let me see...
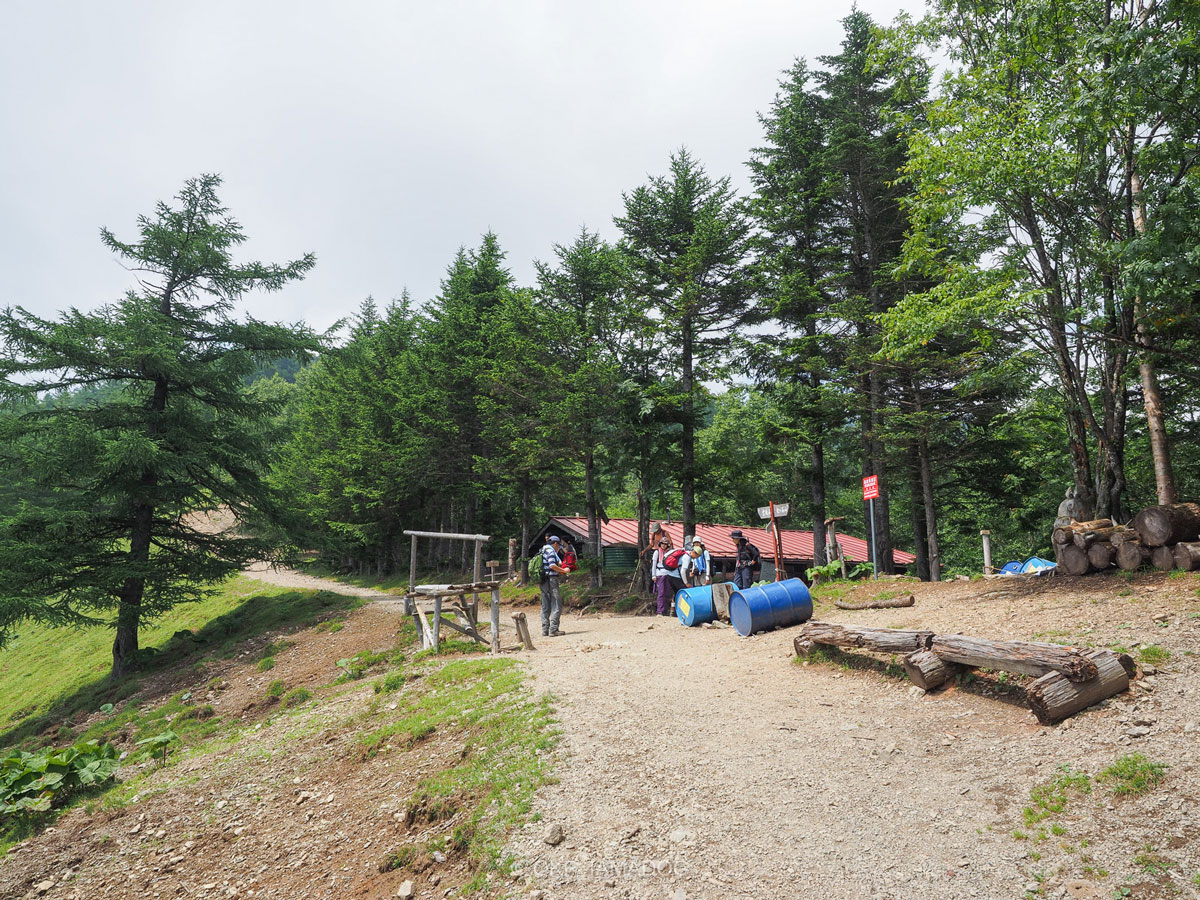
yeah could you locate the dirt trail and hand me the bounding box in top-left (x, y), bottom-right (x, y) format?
top-left (509, 579), bottom-right (1200, 900)
top-left (241, 562), bottom-right (403, 603)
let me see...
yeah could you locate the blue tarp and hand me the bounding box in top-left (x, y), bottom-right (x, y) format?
top-left (998, 556), bottom-right (1058, 575)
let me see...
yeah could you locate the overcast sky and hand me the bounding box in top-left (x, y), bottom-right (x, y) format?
top-left (2, 0), bottom-right (923, 333)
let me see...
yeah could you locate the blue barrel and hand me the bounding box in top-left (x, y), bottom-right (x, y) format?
top-left (675, 585), bottom-right (716, 627)
top-left (729, 579), bottom-right (813, 636)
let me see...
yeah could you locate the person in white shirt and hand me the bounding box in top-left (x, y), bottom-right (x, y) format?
top-left (688, 538), bottom-right (712, 586)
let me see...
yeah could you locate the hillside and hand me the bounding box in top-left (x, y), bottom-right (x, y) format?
top-left (2, 569), bottom-right (1199, 899)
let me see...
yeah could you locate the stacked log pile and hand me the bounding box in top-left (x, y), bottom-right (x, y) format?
top-left (793, 621), bottom-right (1135, 723)
top-left (1050, 503), bottom-right (1200, 574)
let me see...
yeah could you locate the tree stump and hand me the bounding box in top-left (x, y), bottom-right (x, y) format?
top-left (1132, 502), bottom-right (1200, 547)
top-left (929, 634), bottom-right (1098, 681)
top-left (1115, 541), bottom-right (1149, 571)
top-left (902, 650), bottom-right (964, 691)
top-left (1087, 543), bottom-right (1115, 570)
top-left (1151, 544), bottom-right (1177, 571)
top-left (711, 582), bottom-right (734, 621)
top-left (1060, 544), bottom-right (1092, 576)
top-left (1026, 650), bottom-right (1135, 725)
top-left (1172, 541), bottom-right (1200, 572)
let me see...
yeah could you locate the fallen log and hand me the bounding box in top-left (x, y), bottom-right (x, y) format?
top-left (711, 582), bottom-right (734, 621)
top-left (1026, 650), bottom-right (1135, 725)
top-left (1115, 540), bottom-right (1150, 571)
top-left (1052, 519), bottom-right (1113, 545)
top-left (834, 594), bottom-right (915, 610)
top-left (798, 622), bottom-right (934, 654)
top-left (902, 650), bottom-right (964, 691)
top-left (1087, 543), bottom-right (1115, 570)
top-left (1132, 502), bottom-right (1200, 547)
top-left (929, 634), bottom-right (1098, 682)
top-left (1073, 526), bottom-right (1132, 549)
top-left (1109, 528), bottom-right (1134, 546)
top-left (1060, 544), bottom-right (1092, 576)
top-left (1151, 544), bottom-right (1177, 571)
top-left (1173, 541), bottom-right (1200, 572)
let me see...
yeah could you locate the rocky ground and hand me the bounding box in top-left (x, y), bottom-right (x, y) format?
top-left (2, 569), bottom-right (1198, 900)
top-left (509, 572), bottom-right (1200, 900)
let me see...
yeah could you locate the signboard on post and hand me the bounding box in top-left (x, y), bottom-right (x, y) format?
top-left (862, 476), bottom-right (879, 578)
top-left (862, 475), bottom-right (880, 501)
top-left (757, 501), bottom-right (788, 582)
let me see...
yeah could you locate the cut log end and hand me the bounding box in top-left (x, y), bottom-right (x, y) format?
top-left (1133, 502), bottom-right (1200, 548)
top-left (1172, 541), bottom-right (1200, 572)
top-left (1115, 541), bottom-right (1149, 571)
top-left (1027, 650), bottom-right (1131, 724)
top-left (1087, 543), bottom-right (1115, 571)
top-left (1151, 544), bottom-right (1177, 571)
top-left (1060, 544), bottom-right (1092, 576)
top-left (902, 650), bottom-right (963, 691)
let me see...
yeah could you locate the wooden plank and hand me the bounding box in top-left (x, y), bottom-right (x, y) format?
top-left (512, 612), bottom-right (535, 650)
top-left (930, 634), bottom-right (1098, 682)
top-left (415, 604), bottom-right (434, 651)
top-left (437, 616), bottom-right (485, 643)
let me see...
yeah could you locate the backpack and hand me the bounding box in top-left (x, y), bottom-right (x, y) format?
top-left (663, 548), bottom-right (687, 570)
top-left (527, 553), bottom-right (544, 581)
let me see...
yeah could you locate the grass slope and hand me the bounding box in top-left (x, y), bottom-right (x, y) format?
top-left (0, 575), bottom-right (361, 748)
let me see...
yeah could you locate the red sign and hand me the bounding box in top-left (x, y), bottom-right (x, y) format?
top-left (862, 475), bottom-right (880, 501)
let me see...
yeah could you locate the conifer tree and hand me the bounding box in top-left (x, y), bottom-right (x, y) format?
top-left (0, 175), bottom-right (319, 676)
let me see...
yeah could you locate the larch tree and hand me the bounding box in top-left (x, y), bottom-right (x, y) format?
top-left (0, 175), bottom-right (319, 677)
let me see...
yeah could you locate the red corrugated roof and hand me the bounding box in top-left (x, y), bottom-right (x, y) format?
top-left (548, 516), bottom-right (916, 566)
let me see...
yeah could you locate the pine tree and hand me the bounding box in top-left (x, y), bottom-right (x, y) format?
top-left (0, 175), bottom-right (319, 676)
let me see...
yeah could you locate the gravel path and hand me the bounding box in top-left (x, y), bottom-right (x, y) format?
top-left (241, 562), bottom-right (403, 603)
top-left (508, 581), bottom-right (1200, 900)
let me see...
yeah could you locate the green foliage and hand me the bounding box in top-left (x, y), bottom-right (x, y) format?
top-left (1, 739), bottom-right (118, 819)
top-left (1098, 753), bottom-right (1167, 796)
top-left (282, 688), bottom-right (311, 708)
top-left (0, 174), bottom-right (322, 677)
top-left (1138, 645), bottom-right (1170, 666)
top-left (1022, 765), bottom-right (1091, 825)
top-left (266, 680), bottom-right (285, 699)
top-left (134, 729), bottom-right (178, 765)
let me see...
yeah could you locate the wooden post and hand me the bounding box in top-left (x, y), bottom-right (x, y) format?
top-left (826, 517), bottom-right (847, 579)
top-left (508, 538), bottom-right (517, 580)
top-left (473, 540), bottom-right (483, 623)
top-left (415, 604), bottom-right (434, 651)
top-left (409, 534), bottom-right (418, 598)
top-left (980, 529), bottom-right (993, 575)
top-left (512, 612), bottom-right (535, 650)
top-left (432, 596), bottom-right (442, 653)
top-left (490, 587), bottom-right (501, 655)
top-left (486, 560), bottom-right (500, 582)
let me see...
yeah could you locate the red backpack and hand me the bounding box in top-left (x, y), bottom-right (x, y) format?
top-left (663, 548), bottom-right (687, 570)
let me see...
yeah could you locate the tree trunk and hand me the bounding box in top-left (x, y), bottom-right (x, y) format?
top-left (1173, 542), bottom-right (1200, 572)
top-left (1115, 540), bottom-right (1149, 571)
top-left (1060, 544), bottom-right (1092, 576)
top-left (1087, 543), bottom-right (1115, 571)
top-left (1130, 168), bottom-right (1177, 505)
top-left (1027, 650), bottom-right (1134, 725)
top-left (929, 634), bottom-right (1098, 681)
top-left (680, 312), bottom-right (696, 542)
top-left (918, 436), bottom-right (941, 582)
top-left (1151, 545), bottom-right (1176, 571)
top-left (1132, 503), bottom-right (1200, 547)
top-left (903, 650), bottom-right (963, 691)
top-left (811, 440), bottom-right (828, 567)
top-left (908, 447), bottom-right (930, 581)
top-left (585, 447), bottom-right (601, 589)
top-left (637, 465), bottom-right (652, 594)
top-left (519, 478), bottom-right (531, 586)
top-left (797, 622), bottom-right (933, 654)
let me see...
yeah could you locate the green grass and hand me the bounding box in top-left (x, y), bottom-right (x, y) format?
top-left (367, 656), bottom-right (558, 889)
top-left (282, 688), bottom-right (312, 708)
top-left (1138, 645), bottom-right (1170, 666)
top-left (1022, 765), bottom-right (1092, 826)
top-left (0, 576), bottom-right (363, 748)
top-left (1098, 753), bottom-right (1167, 796)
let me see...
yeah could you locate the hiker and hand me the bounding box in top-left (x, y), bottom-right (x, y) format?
top-left (730, 529), bottom-right (761, 590)
top-left (538, 535), bottom-right (569, 636)
top-left (651, 537), bottom-right (684, 616)
top-left (561, 541), bottom-right (579, 573)
top-left (689, 537), bottom-right (712, 586)
top-left (640, 521), bottom-right (671, 559)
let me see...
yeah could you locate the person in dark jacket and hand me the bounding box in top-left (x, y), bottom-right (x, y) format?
top-left (730, 529), bottom-right (761, 590)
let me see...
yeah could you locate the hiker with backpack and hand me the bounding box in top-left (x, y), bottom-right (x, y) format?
top-left (687, 537), bottom-right (712, 587)
top-left (534, 534), bottom-right (569, 636)
top-left (730, 529), bottom-right (761, 590)
top-left (652, 536), bottom-right (688, 615)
